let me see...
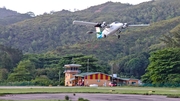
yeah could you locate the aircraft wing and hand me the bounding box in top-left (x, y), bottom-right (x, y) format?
top-left (128, 24), bottom-right (150, 27)
top-left (73, 20), bottom-right (98, 26)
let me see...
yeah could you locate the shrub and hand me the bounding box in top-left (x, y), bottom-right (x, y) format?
top-left (31, 75), bottom-right (51, 86)
top-left (65, 95), bottom-right (69, 100)
top-left (167, 94), bottom-right (180, 98)
top-left (78, 97), bottom-right (89, 101)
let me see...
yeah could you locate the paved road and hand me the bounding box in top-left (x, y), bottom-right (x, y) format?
top-left (0, 93), bottom-right (180, 101)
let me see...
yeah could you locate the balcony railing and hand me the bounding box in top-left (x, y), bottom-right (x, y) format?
top-left (64, 70), bottom-right (81, 73)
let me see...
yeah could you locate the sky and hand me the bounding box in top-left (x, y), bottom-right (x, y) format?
top-left (0, 0), bottom-right (151, 15)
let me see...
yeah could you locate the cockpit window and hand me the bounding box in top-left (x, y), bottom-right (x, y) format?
top-left (114, 21), bottom-right (119, 24)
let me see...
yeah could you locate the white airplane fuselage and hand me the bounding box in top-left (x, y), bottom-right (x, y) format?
top-left (102, 22), bottom-right (123, 37)
top-left (73, 20), bottom-right (150, 39)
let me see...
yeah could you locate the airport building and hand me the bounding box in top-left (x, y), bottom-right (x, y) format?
top-left (64, 64), bottom-right (139, 87)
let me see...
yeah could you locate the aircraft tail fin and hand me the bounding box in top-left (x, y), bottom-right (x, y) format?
top-left (95, 27), bottom-right (103, 39)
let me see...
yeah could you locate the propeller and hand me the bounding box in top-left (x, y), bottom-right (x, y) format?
top-left (122, 23), bottom-right (128, 29)
top-left (94, 21), bottom-right (107, 28)
top-left (101, 22), bottom-right (107, 28)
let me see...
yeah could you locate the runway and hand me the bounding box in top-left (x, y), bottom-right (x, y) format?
top-left (0, 86), bottom-right (180, 101)
top-left (0, 93), bottom-right (180, 101)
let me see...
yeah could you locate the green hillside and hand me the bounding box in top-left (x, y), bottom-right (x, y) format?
top-left (0, 0), bottom-right (180, 53)
top-left (54, 16), bottom-right (180, 58)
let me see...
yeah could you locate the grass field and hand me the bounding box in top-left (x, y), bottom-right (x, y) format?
top-left (0, 86), bottom-right (180, 95)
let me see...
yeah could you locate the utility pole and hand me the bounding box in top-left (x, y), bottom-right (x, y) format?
top-left (109, 62), bottom-right (114, 83)
top-left (59, 70), bottom-right (61, 86)
top-left (111, 64), bottom-right (113, 82)
top-left (87, 59), bottom-right (89, 72)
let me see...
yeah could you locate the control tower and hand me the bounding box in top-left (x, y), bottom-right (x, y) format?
top-left (64, 64), bottom-right (81, 86)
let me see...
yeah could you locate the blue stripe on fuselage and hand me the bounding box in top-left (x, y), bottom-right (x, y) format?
top-left (97, 32), bottom-right (103, 39)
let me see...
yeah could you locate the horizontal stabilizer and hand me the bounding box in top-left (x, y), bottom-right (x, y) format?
top-left (73, 20), bottom-right (98, 26)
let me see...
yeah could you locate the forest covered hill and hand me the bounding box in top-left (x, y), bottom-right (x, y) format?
top-left (0, 8), bottom-right (33, 25)
top-left (0, 0), bottom-right (180, 85)
top-left (0, 0), bottom-right (180, 53)
top-left (0, 7), bottom-right (19, 18)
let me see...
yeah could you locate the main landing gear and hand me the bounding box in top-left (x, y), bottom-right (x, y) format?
top-left (115, 33), bottom-right (120, 39)
top-left (118, 35), bottom-right (120, 39)
top-left (118, 30), bottom-right (121, 39)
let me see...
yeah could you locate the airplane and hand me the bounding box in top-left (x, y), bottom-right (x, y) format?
top-left (73, 20), bottom-right (150, 39)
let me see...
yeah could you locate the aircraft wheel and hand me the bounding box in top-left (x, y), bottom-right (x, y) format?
top-left (118, 35), bottom-right (120, 39)
top-left (104, 35), bottom-right (106, 38)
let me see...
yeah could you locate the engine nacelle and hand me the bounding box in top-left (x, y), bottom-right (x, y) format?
top-left (122, 23), bottom-right (128, 29)
top-left (101, 22), bottom-right (107, 28)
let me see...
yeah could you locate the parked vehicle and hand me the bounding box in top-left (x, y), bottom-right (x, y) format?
top-left (109, 82), bottom-right (117, 87)
top-left (89, 84), bottom-right (98, 87)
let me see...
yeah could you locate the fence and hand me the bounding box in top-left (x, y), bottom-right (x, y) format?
top-left (141, 83), bottom-right (180, 87)
top-left (0, 81), bottom-right (34, 86)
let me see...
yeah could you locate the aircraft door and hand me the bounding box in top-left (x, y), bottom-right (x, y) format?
top-left (95, 27), bottom-right (103, 39)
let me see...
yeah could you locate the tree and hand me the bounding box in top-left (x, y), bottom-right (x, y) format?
top-left (0, 45), bottom-right (23, 71)
top-left (0, 68), bottom-right (8, 82)
top-left (141, 48), bottom-right (180, 86)
top-left (26, 11), bottom-right (35, 17)
top-left (125, 52), bottom-right (149, 79)
top-left (72, 55), bottom-right (100, 72)
top-left (0, 51), bottom-right (12, 70)
top-left (7, 60), bottom-right (35, 82)
top-left (115, 52), bottom-right (149, 78)
top-left (31, 75), bottom-right (51, 86)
